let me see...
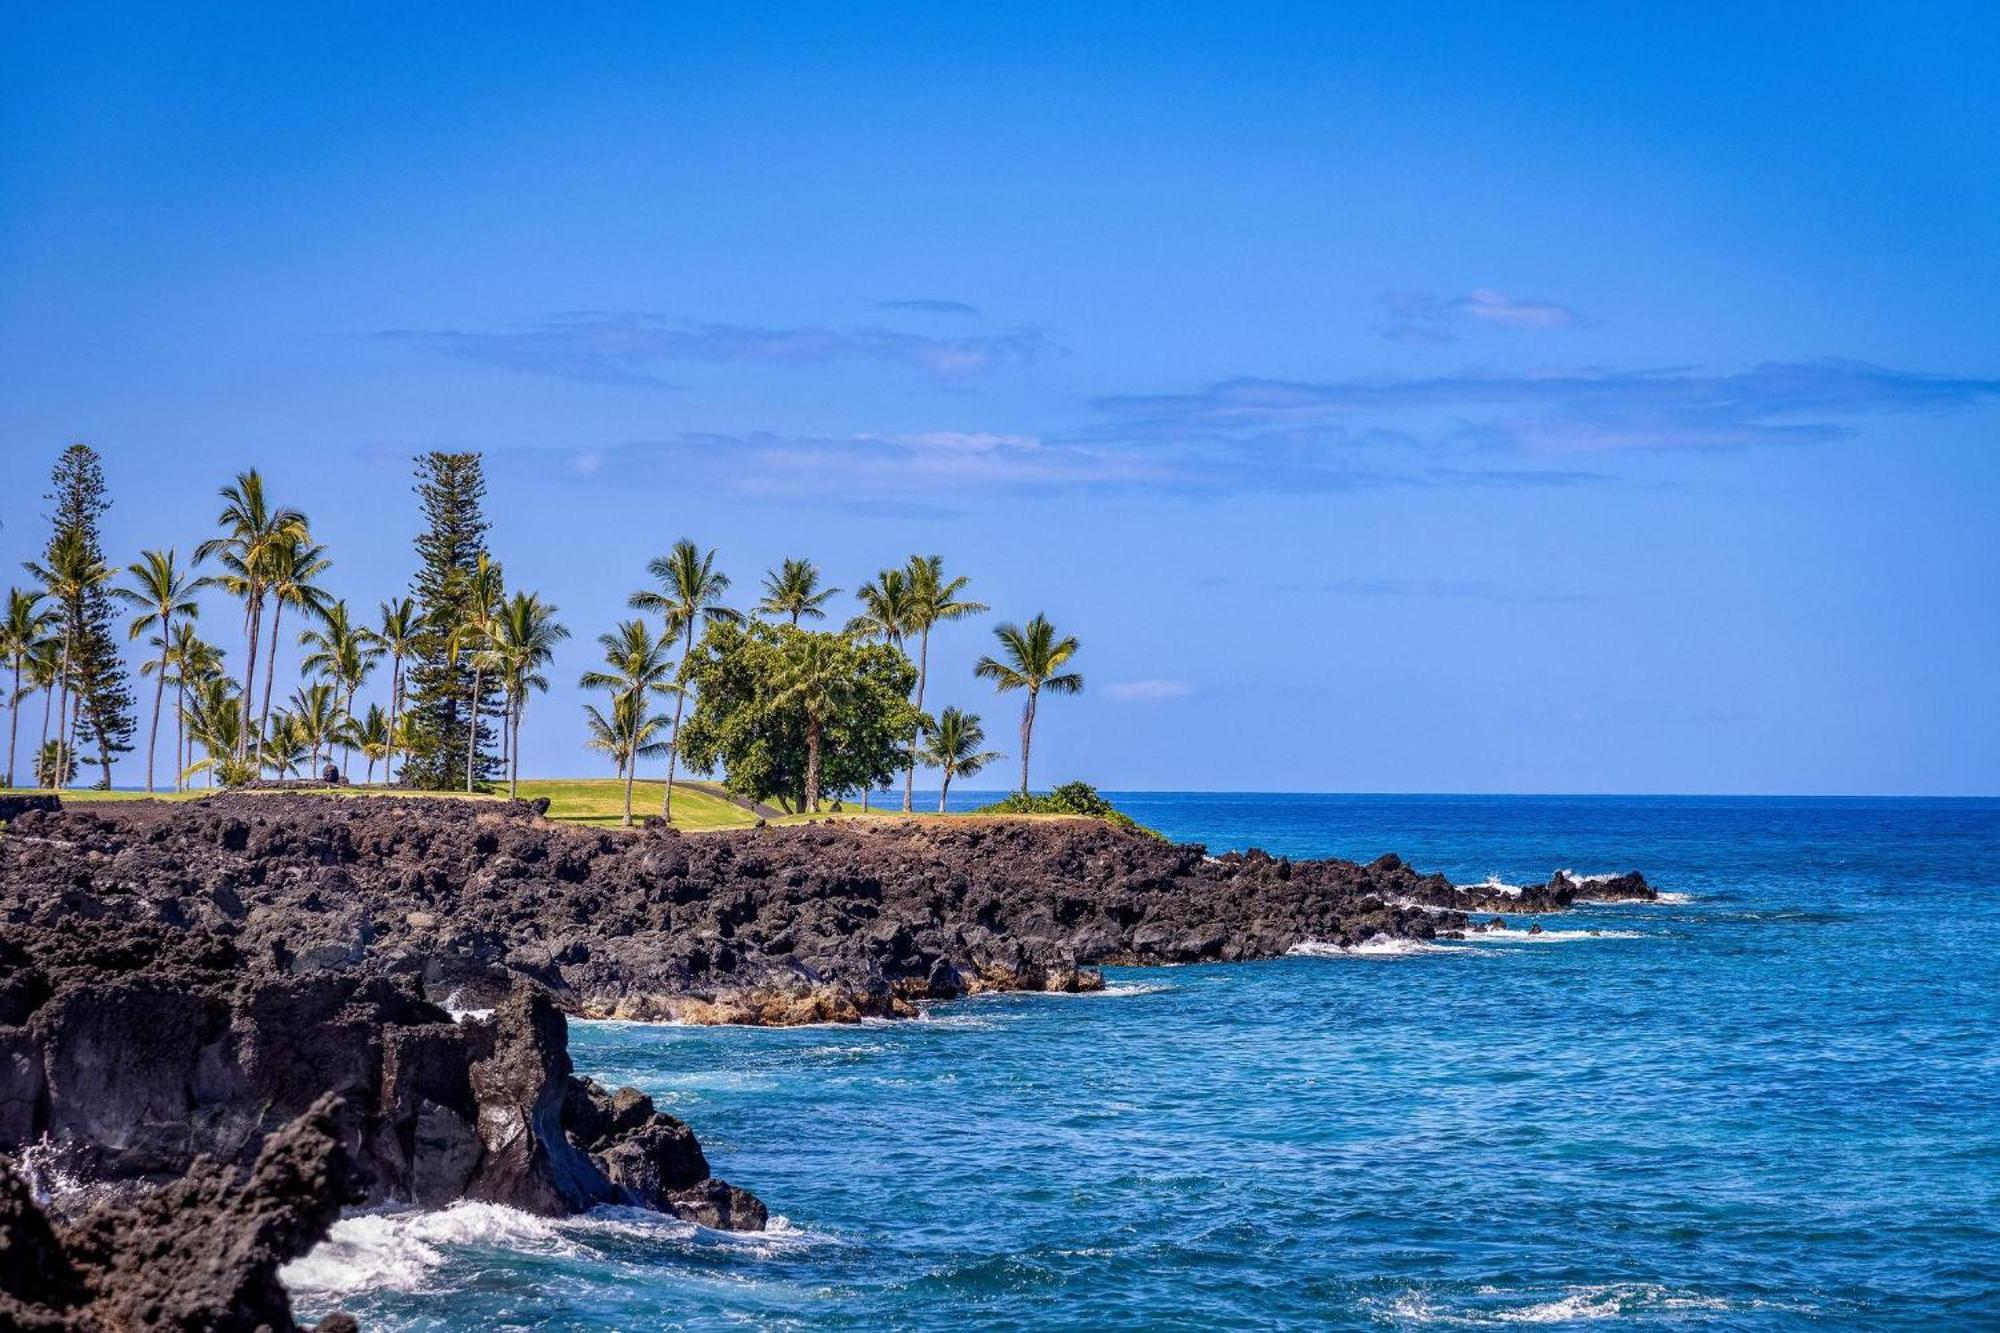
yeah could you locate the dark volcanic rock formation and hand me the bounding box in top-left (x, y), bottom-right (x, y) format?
top-left (0, 1095), bottom-right (361, 1333)
top-left (0, 795), bottom-right (1653, 1029)
top-left (0, 909), bottom-right (766, 1231)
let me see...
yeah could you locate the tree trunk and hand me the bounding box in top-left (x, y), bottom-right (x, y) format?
top-left (240, 594), bottom-right (261, 759)
top-left (664, 621), bottom-right (694, 818)
top-left (6, 662), bottom-right (21, 788)
top-left (145, 617), bottom-right (171, 793)
top-left (38, 663), bottom-right (54, 787)
top-left (904, 626), bottom-right (929, 813)
top-left (257, 599), bottom-right (284, 765)
top-left (51, 628), bottom-right (74, 789)
top-left (804, 718), bottom-right (824, 813)
top-left (622, 759), bottom-right (635, 828)
top-left (1018, 689), bottom-right (1037, 796)
top-left (174, 677), bottom-right (186, 792)
top-left (938, 769), bottom-right (950, 814)
top-left (509, 704), bottom-right (522, 799)
top-left (466, 665), bottom-right (481, 792)
top-left (387, 654), bottom-right (403, 784)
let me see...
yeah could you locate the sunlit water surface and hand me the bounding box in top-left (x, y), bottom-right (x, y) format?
top-left (287, 794), bottom-right (2000, 1329)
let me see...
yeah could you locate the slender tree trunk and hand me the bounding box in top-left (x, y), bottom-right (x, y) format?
top-left (341, 683), bottom-right (356, 781)
top-left (1019, 689), bottom-right (1037, 795)
top-left (466, 664), bottom-right (481, 792)
top-left (6, 663), bottom-right (21, 788)
top-left (509, 703), bottom-right (521, 799)
top-left (664, 622), bottom-right (694, 818)
top-left (174, 678), bottom-right (186, 792)
top-left (903, 626), bottom-right (929, 813)
top-left (622, 756), bottom-right (635, 828)
top-left (256, 599), bottom-right (284, 765)
top-left (240, 594), bottom-right (261, 759)
top-left (939, 769), bottom-right (951, 814)
top-left (387, 654), bottom-right (403, 783)
top-left (51, 628), bottom-right (74, 789)
top-left (145, 616), bottom-right (171, 793)
top-left (805, 718), bottom-right (823, 813)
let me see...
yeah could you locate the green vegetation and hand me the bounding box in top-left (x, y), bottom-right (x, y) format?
top-left (975, 781), bottom-right (1157, 836)
top-left (974, 613), bottom-right (1084, 795)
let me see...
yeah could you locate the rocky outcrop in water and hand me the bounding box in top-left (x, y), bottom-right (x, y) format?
top-left (0, 908), bottom-right (766, 1231)
top-left (0, 795), bottom-right (1654, 1030)
top-left (0, 1095), bottom-right (361, 1332)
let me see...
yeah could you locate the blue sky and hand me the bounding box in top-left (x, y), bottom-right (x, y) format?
top-left (3, 3), bottom-right (1997, 794)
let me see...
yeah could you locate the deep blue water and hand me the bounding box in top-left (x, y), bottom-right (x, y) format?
top-left (287, 795), bottom-right (2000, 1329)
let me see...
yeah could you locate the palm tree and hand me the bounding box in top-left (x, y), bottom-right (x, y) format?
top-left (629, 540), bottom-right (738, 818)
top-left (580, 619), bottom-right (677, 827)
top-left (156, 624), bottom-right (223, 791)
top-left (23, 528), bottom-right (110, 787)
top-left (300, 600), bottom-right (379, 780)
top-left (289, 682), bottom-right (343, 776)
top-left (262, 709), bottom-right (309, 779)
top-left (583, 692), bottom-right (672, 828)
top-left (351, 703), bottom-right (392, 784)
top-left (254, 538), bottom-right (332, 764)
top-left (974, 614), bottom-right (1084, 796)
top-left (759, 558), bottom-right (840, 625)
top-left (899, 556), bottom-right (987, 812)
top-left (111, 549), bottom-right (208, 793)
top-left (196, 471), bottom-right (308, 759)
top-left (772, 632), bottom-right (855, 813)
top-left (26, 639), bottom-right (61, 787)
top-left (368, 598), bottom-right (422, 783)
top-left (181, 671), bottom-right (242, 788)
top-left (919, 707), bottom-right (1002, 813)
top-left (452, 553), bottom-right (505, 793)
top-left (1, 589), bottom-right (57, 788)
top-left (480, 591), bottom-right (568, 798)
top-left (844, 567), bottom-right (913, 646)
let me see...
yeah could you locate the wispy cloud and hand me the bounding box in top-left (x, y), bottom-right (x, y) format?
top-left (1105, 679), bottom-right (1194, 703)
top-left (876, 298), bottom-right (982, 316)
top-left (1093, 359), bottom-right (2000, 452)
top-left (377, 314), bottom-right (1050, 385)
top-left (1379, 289), bottom-right (1582, 344)
top-left (1322, 577), bottom-right (1589, 605)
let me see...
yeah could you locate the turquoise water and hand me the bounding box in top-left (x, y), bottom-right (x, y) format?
top-left (287, 795), bottom-right (2000, 1329)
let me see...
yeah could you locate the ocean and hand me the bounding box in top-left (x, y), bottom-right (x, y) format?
top-left (284, 794), bottom-right (2000, 1329)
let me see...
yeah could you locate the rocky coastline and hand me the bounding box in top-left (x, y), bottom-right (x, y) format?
top-left (0, 793), bottom-right (1654, 1328)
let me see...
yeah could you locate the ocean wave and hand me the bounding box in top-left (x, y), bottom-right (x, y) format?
top-left (1289, 934), bottom-right (1450, 958)
top-left (1580, 890), bottom-right (1692, 905)
top-left (1375, 1282), bottom-right (1752, 1325)
top-left (1461, 925), bottom-right (1645, 943)
top-left (1454, 875), bottom-right (1526, 897)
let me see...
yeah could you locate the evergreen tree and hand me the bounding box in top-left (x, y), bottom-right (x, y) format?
top-left (41, 445), bottom-right (135, 787)
top-left (399, 452), bottom-right (502, 788)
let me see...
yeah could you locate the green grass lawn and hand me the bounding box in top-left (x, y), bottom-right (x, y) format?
top-left (1, 778), bottom-right (930, 833)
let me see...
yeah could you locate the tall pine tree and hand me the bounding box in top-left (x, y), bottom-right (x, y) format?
top-left (399, 451), bottom-right (503, 789)
top-left (43, 445), bottom-right (135, 787)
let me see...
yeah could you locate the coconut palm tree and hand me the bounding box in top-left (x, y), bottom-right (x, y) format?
top-left (919, 706), bottom-right (1002, 812)
top-left (771, 632), bottom-right (855, 813)
top-left (181, 670), bottom-right (242, 788)
top-left (368, 598), bottom-right (422, 783)
top-left (844, 567), bottom-right (913, 646)
top-left (451, 553), bottom-right (505, 793)
top-left (23, 528), bottom-right (110, 787)
top-left (288, 682), bottom-right (343, 776)
top-left (480, 591), bottom-right (569, 798)
top-left (629, 540), bottom-right (738, 818)
top-left (974, 613), bottom-right (1084, 796)
top-left (580, 619), bottom-right (677, 827)
top-left (583, 692), bottom-right (672, 828)
top-left (262, 709), bottom-right (309, 779)
top-left (196, 471), bottom-right (308, 758)
top-left (350, 703), bottom-right (392, 784)
top-left (758, 558), bottom-right (840, 625)
top-left (156, 624), bottom-right (223, 791)
top-left (254, 538), bottom-right (332, 764)
top-left (111, 549), bottom-right (208, 792)
top-left (26, 639), bottom-right (61, 787)
top-left (300, 600), bottom-right (379, 780)
top-left (899, 556), bottom-right (987, 811)
top-left (1, 589), bottom-right (57, 788)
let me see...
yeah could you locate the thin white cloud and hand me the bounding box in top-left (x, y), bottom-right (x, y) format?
top-left (1105, 679), bottom-right (1195, 703)
top-left (1378, 289), bottom-right (1582, 343)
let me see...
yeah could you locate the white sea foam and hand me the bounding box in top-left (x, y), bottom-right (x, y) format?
top-left (1578, 890), bottom-right (1691, 905)
top-left (1461, 925), bottom-right (1645, 944)
top-left (1373, 1283), bottom-right (1747, 1325)
top-left (1288, 934), bottom-right (1449, 958)
top-left (1454, 875), bottom-right (1525, 897)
